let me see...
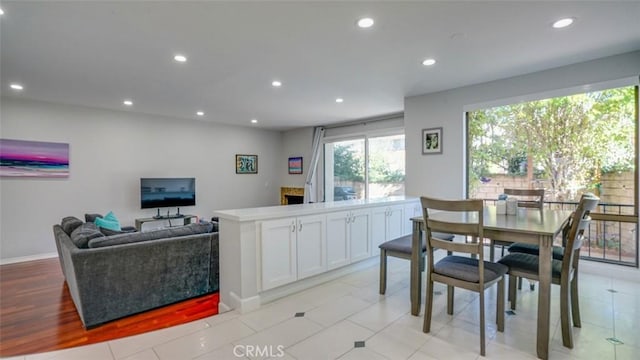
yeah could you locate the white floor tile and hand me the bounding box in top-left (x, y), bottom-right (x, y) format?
top-left (366, 319), bottom-right (431, 359)
top-left (286, 320), bottom-right (374, 360)
top-left (108, 320), bottom-right (210, 359)
top-left (347, 291), bottom-right (411, 332)
top-left (417, 336), bottom-right (479, 360)
top-left (152, 319), bottom-right (255, 360)
top-left (337, 347), bottom-right (390, 360)
top-left (25, 343), bottom-right (113, 360)
top-left (233, 317), bottom-right (322, 360)
top-left (192, 344), bottom-right (249, 360)
top-left (305, 295), bottom-right (371, 327)
top-left (119, 349), bottom-right (159, 360)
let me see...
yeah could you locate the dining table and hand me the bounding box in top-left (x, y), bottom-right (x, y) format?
top-left (410, 206), bottom-right (574, 360)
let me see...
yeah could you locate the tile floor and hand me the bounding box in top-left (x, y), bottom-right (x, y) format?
top-left (4, 255), bottom-right (638, 360)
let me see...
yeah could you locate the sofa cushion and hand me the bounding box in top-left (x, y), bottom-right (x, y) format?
top-left (70, 222), bottom-right (105, 248)
top-left (61, 216), bottom-right (84, 235)
top-left (85, 213), bottom-right (103, 223)
top-left (94, 211), bottom-right (121, 231)
top-left (88, 222), bottom-right (214, 248)
top-left (99, 227), bottom-right (126, 236)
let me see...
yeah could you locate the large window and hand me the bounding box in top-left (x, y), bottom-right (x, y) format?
top-left (467, 85), bottom-right (638, 266)
top-left (324, 132), bottom-right (405, 202)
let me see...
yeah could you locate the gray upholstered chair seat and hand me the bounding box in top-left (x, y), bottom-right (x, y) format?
top-left (379, 232), bottom-right (454, 254)
top-left (507, 243), bottom-right (565, 260)
top-left (378, 232), bottom-right (455, 295)
top-left (434, 255), bottom-right (508, 283)
top-left (498, 253), bottom-right (563, 278)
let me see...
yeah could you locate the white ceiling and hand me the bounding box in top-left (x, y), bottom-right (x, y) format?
top-left (1, 1), bottom-right (639, 131)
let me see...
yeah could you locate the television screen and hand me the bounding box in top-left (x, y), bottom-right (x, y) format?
top-left (140, 178), bottom-right (196, 209)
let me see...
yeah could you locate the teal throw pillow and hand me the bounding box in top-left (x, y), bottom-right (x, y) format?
top-left (95, 211), bottom-right (121, 231)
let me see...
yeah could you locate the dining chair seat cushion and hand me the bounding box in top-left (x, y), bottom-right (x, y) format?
top-left (379, 233), bottom-right (454, 254)
top-left (434, 255), bottom-right (508, 283)
top-left (508, 243), bottom-right (565, 260)
top-left (498, 253), bottom-right (563, 278)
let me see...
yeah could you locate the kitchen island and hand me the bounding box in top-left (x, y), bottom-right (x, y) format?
top-left (213, 196), bottom-right (419, 313)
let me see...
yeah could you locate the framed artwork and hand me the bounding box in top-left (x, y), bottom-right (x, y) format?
top-left (422, 127), bottom-right (443, 155)
top-left (236, 154), bottom-right (258, 174)
top-left (288, 157), bottom-right (303, 174)
top-left (0, 138), bottom-right (70, 177)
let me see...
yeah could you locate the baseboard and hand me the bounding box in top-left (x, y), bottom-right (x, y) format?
top-left (0, 252), bottom-right (58, 265)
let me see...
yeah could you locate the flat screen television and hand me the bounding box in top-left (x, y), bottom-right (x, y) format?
top-left (140, 178), bottom-right (196, 209)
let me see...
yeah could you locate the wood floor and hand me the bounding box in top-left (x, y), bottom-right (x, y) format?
top-left (0, 258), bottom-right (219, 357)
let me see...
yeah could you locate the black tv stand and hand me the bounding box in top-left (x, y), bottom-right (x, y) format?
top-left (136, 214), bottom-right (197, 231)
top-left (152, 214), bottom-right (185, 220)
top-left (151, 208), bottom-right (185, 220)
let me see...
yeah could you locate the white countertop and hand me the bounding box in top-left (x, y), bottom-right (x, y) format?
top-left (213, 196), bottom-right (418, 222)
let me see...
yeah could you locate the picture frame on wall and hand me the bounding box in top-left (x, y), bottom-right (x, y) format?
top-left (422, 127), bottom-right (443, 155)
top-left (0, 138), bottom-right (70, 177)
top-left (236, 154), bottom-right (258, 174)
top-left (288, 157), bottom-right (303, 174)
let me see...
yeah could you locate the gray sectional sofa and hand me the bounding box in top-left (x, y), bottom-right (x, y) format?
top-left (53, 217), bottom-right (219, 328)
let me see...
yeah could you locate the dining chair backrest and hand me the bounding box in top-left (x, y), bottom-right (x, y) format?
top-left (561, 193), bottom-right (599, 275)
top-left (504, 188), bottom-right (545, 210)
top-left (421, 197), bottom-right (485, 275)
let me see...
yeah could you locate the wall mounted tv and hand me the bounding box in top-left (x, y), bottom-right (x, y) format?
top-left (140, 178), bottom-right (196, 209)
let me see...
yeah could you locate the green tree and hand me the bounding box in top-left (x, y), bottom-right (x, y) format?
top-left (469, 87), bottom-right (635, 199)
top-left (333, 144), bottom-right (364, 182)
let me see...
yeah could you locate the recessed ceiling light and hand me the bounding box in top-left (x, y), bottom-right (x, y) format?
top-left (123, 100), bottom-right (133, 106)
top-left (552, 18), bottom-right (574, 29)
top-left (335, 98), bottom-right (344, 103)
top-left (272, 80), bottom-right (282, 87)
top-left (422, 58), bottom-right (436, 66)
top-left (196, 111), bottom-right (205, 116)
top-left (0, 8), bottom-right (5, 16)
top-left (251, 119), bottom-right (258, 124)
top-left (9, 83), bottom-right (24, 91)
top-left (174, 54), bottom-right (187, 63)
top-left (357, 17), bottom-right (374, 28)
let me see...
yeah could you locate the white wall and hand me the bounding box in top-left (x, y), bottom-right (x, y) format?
top-left (404, 50), bottom-right (640, 199)
top-left (0, 98), bottom-right (283, 261)
top-left (280, 127), bottom-right (313, 188)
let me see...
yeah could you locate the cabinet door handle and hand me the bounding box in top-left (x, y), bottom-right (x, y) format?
top-left (291, 221), bottom-right (296, 232)
top-left (346, 215), bottom-right (351, 224)
top-left (298, 221), bottom-right (302, 232)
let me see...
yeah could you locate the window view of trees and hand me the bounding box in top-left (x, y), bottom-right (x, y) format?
top-left (325, 134), bottom-right (405, 201)
top-left (467, 85), bottom-right (637, 265)
top-left (468, 86), bottom-right (635, 201)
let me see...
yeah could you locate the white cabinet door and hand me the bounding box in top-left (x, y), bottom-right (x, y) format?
top-left (403, 202), bottom-right (422, 236)
top-left (296, 214), bottom-right (327, 279)
top-left (371, 205), bottom-right (405, 255)
top-left (260, 217), bottom-right (297, 291)
top-left (326, 211), bottom-right (350, 270)
top-left (387, 205), bottom-right (405, 241)
top-left (349, 209), bottom-right (371, 262)
top-left (370, 206), bottom-right (388, 256)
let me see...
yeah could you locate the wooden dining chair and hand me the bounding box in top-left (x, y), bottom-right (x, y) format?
top-left (421, 197), bottom-right (507, 356)
top-left (378, 232), bottom-right (454, 295)
top-left (498, 194), bottom-right (599, 349)
top-left (489, 188), bottom-right (545, 262)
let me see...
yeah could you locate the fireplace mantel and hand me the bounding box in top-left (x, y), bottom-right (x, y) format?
top-left (280, 187), bottom-right (304, 205)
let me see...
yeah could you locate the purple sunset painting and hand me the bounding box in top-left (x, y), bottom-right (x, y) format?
top-left (0, 139), bottom-right (69, 177)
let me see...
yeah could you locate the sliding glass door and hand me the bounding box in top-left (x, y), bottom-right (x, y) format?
top-left (324, 133), bottom-right (405, 202)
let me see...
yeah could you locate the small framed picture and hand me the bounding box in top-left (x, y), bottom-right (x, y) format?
top-left (422, 127), bottom-right (443, 155)
top-left (236, 154), bottom-right (258, 174)
top-left (288, 156), bottom-right (303, 174)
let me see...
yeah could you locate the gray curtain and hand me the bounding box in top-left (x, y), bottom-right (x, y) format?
top-left (304, 127), bottom-right (324, 203)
